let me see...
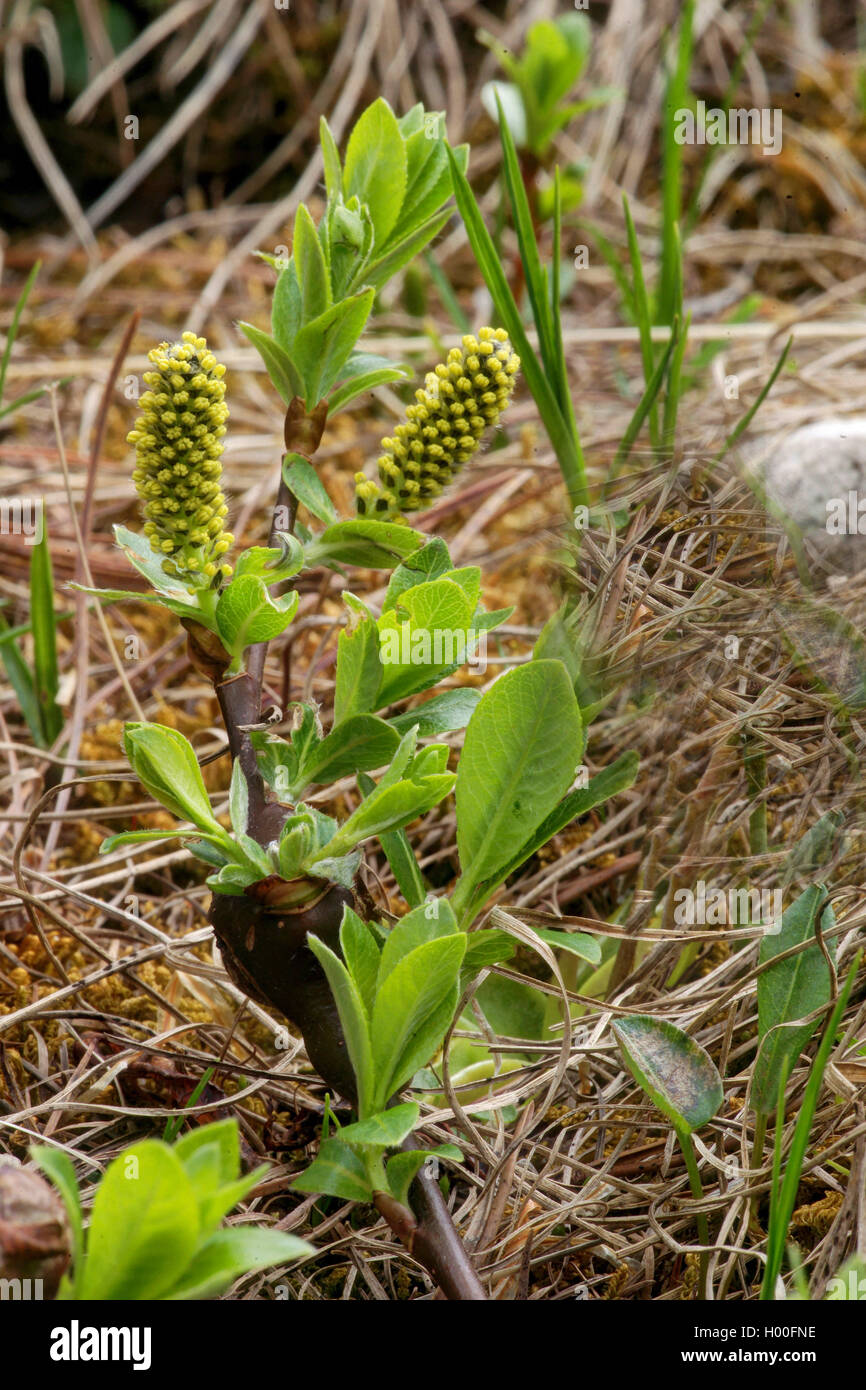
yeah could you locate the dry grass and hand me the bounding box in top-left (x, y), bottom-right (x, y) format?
top-left (1, 0), bottom-right (865, 1299)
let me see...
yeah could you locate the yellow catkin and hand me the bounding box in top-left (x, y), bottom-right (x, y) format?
top-left (354, 327), bottom-right (520, 519)
top-left (127, 331), bottom-right (233, 580)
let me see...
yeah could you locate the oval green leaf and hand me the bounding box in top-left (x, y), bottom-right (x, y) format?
top-left (612, 1014), bottom-right (723, 1135)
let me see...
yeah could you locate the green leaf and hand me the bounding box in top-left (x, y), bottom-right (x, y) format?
top-left (71, 583), bottom-right (203, 623)
top-left (165, 1227), bottom-right (312, 1300)
top-left (327, 198), bottom-right (375, 301)
top-left (342, 97), bottom-right (407, 247)
top-left (282, 454), bottom-right (337, 525)
top-left (233, 538), bottom-right (304, 585)
top-left (305, 850), bottom-right (361, 891)
top-left (0, 612), bottom-right (43, 747)
top-left (376, 577), bottom-right (477, 705)
top-left (388, 688), bottom-right (481, 738)
top-left (752, 885), bottom-right (836, 1115)
top-left (293, 288), bottom-right (375, 407)
top-left (228, 759), bottom-right (249, 837)
top-left (378, 898), bottom-right (459, 989)
top-left (334, 608), bottom-right (383, 725)
top-left (319, 116), bottom-right (343, 200)
top-left (173, 1119), bottom-right (239, 1186)
top-left (761, 954), bottom-right (861, 1299)
top-left (476, 749), bottom-right (640, 898)
top-left (328, 357), bottom-right (411, 413)
top-left (362, 209), bottom-right (452, 292)
top-left (358, 772), bottom-right (427, 907)
top-left (113, 524), bottom-right (200, 601)
top-left (302, 714), bottom-right (399, 786)
top-left (378, 723), bottom-right (419, 786)
top-left (123, 722), bottom-right (223, 834)
top-left (476, 973), bottom-right (546, 1041)
top-left (312, 773), bottom-right (454, 863)
top-left (339, 904), bottom-right (381, 1018)
top-left (29, 523), bottom-right (62, 744)
top-left (29, 1146), bottom-right (84, 1292)
top-left (272, 261), bottom-right (302, 352)
top-left (291, 1138), bottom-right (374, 1202)
top-left (461, 929), bottom-right (516, 976)
top-left (377, 829), bottom-right (426, 908)
top-left (371, 934), bottom-right (466, 1106)
top-left (80, 1141), bottom-right (199, 1300)
top-left (386, 133), bottom-right (467, 249)
top-left (533, 604), bottom-right (581, 690)
top-left (306, 935), bottom-right (375, 1116)
top-left (238, 321), bottom-right (303, 403)
top-left (307, 519), bottom-right (424, 569)
top-left (622, 193), bottom-right (659, 448)
top-left (208, 863), bottom-right (261, 895)
top-left (782, 811), bottom-right (845, 891)
top-left (292, 202), bottom-right (331, 323)
top-left (612, 1015), bottom-right (724, 1136)
top-left (383, 537), bottom-right (453, 610)
top-left (336, 1102), bottom-right (420, 1150)
top-left (532, 928), bottom-right (600, 964)
top-left (397, 104), bottom-right (426, 136)
top-left (174, 1125), bottom-right (267, 1236)
top-left (455, 661), bottom-right (583, 902)
top-left (385, 1144), bottom-right (462, 1209)
top-left (100, 827), bottom-right (219, 855)
top-left (215, 576), bottom-right (299, 655)
top-left (0, 261), bottom-right (40, 406)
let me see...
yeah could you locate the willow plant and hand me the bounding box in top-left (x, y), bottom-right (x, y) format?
top-left (77, 100), bottom-right (638, 1301)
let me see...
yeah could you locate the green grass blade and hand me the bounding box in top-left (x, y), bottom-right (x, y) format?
top-left (423, 250), bottom-right (470, 333)
top-left (662, 308), bottom-right (690, 450)
top-left (622, 194), bottom-right (658, 447)
top-left (447, 146), bottom-right (587, 505)
top-left (30, 521), bottom-right (62, 744)
top-left (760, 953), bottom-right (861, 1299)
top-left (657, 0), bottom-right (694, 323)
top-left (0, 384), bottom-right (53, 422)
top-left (495, 92), bottom-right (556, 380)
top-left (682, 296), bottom-right (761, 390)
top-left (712, 336), bottom-right (792, 464)
top-left (584, 218), bottom-right (636, 320)
top-left (550, 170), bottom-right (570, 419)
top-left (0, 613), bottom-right (44, 744)
top-left (0, 261), bottom-right (40, 407)
top-left (611, 321), bottom-right (679, 477)
top-left (358, 771), bottom-right (426, 907)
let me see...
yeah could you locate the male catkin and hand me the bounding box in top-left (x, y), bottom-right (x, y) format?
top-left (355, 327), bottom-right (519, 519)
top-left (127, 332), bottom-right (234, 580)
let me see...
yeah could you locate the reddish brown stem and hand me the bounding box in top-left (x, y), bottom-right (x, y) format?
top-left (205, 397), bottom-right (486, 1299)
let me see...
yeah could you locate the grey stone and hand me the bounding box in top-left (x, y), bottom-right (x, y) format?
top-left (747, 417), bottom-right (866, 574)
